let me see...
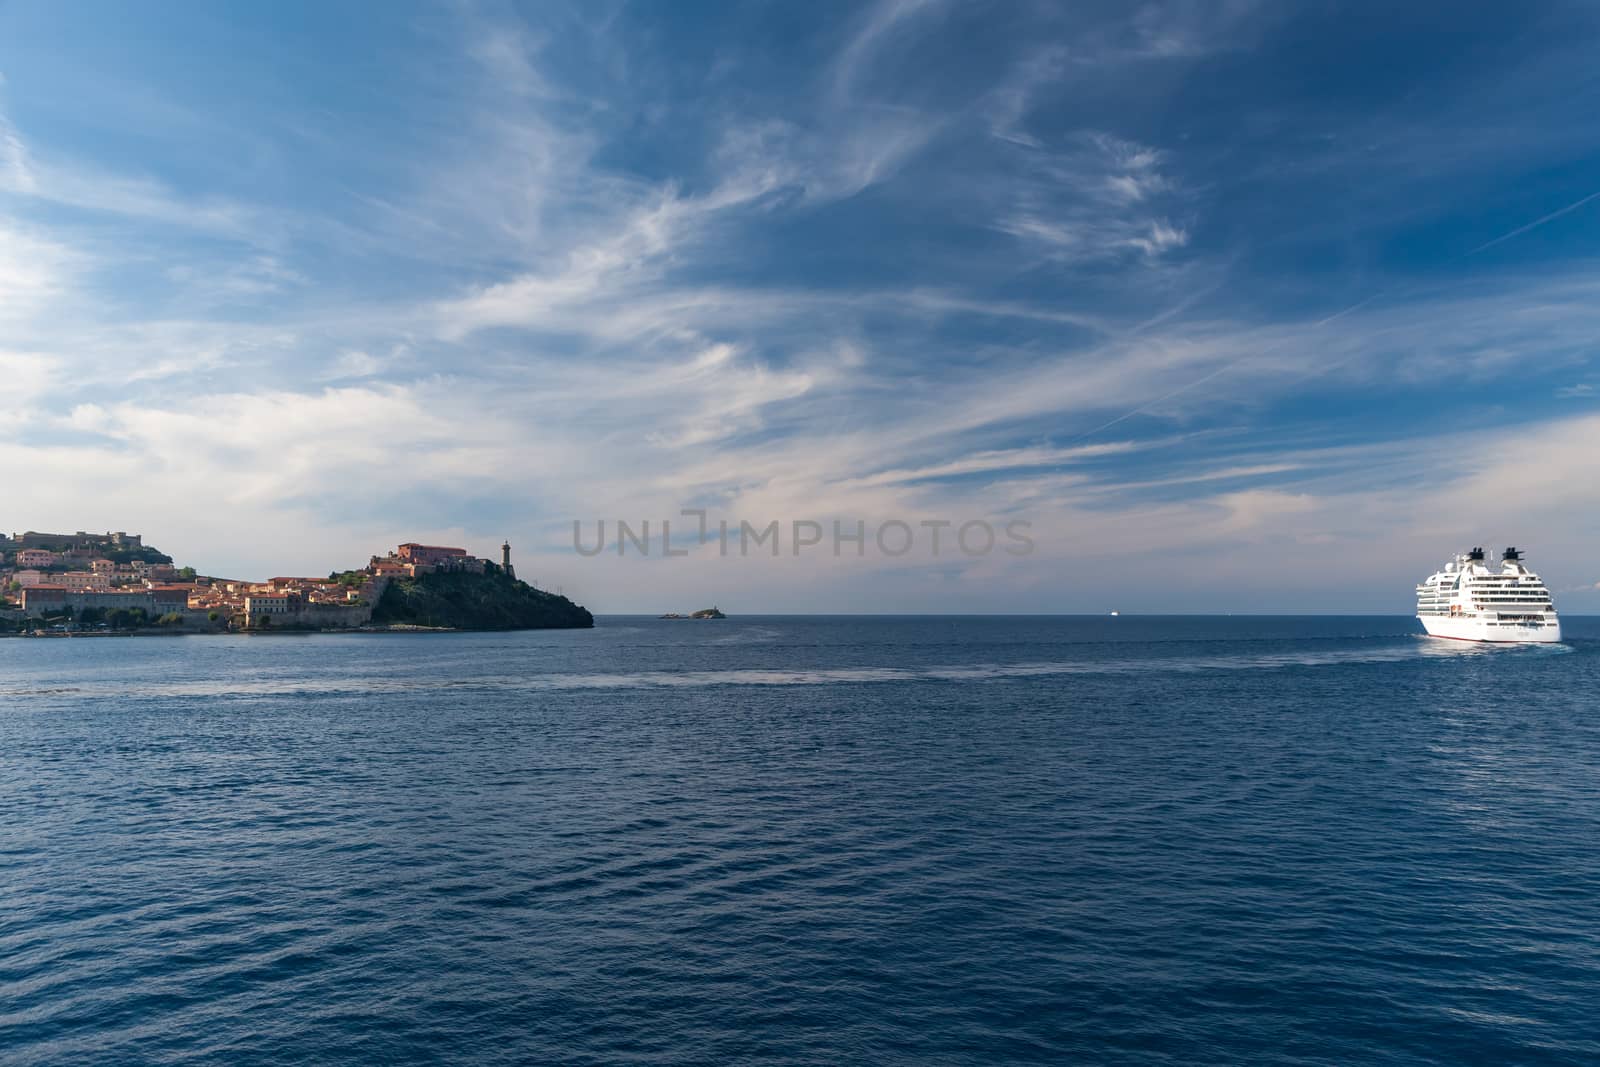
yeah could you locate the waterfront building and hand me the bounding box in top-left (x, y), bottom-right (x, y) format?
top-left (243, 592), bottom-right (297, 617)
top-left (58, 572), bottom-right (112, 592)
top-left (18, 586), bottom-right (70, 613)
top-left (15, 584), bottom-right (193, 618)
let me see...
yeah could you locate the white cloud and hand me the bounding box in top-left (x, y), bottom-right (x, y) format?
top-left (320, 349), bottom-right (385, 381)
top-left (1211, 488), bottom-right (1318, 532)
top-left (995, 133), bottom-right (1190, 264)
top-left (0, 223), bottom-right (77, 321)
top-left (468, 20), bottom-right (553, 99)
top-left (0, 350), bottom-right (56, 410)
top-left (831, 0), bottom-right (947, 106)
top-left (0, 115), bottom-right (254, 236)
top-left (1, 107), bottom-right (35, 192)
top-left (433, 172), bottom-right (783, 339)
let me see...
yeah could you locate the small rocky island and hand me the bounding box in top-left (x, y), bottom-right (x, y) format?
top-left (659, 606), bottom-right (726, 619)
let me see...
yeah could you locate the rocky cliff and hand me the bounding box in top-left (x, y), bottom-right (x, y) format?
top-left (371, 567), bottom-right (593, 630)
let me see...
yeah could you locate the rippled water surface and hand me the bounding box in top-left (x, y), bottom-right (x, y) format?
top-left (4, 616), bottom-right (1599, 1064)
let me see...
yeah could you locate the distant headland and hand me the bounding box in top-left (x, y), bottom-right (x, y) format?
top-left (659, 606), bottom-right (727, 619)
top-left (0, 530), bottom-right (593, 635)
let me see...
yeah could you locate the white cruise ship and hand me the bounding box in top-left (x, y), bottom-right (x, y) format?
top-left (1416, 547), bottom-right (1560, 643)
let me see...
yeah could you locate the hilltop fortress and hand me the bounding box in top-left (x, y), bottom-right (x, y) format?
top-left (4, 529), bottom-right (144, 551)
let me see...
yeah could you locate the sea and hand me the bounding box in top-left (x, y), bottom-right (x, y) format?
top-left (3, 615), bottom-right (1599, 1065)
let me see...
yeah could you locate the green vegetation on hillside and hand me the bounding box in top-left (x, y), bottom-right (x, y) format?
top-left (371, 565), bottom-right (593, 630)
top-left (102, 546), bottom-right (174, 565)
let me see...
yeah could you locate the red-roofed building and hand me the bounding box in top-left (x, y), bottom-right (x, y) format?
top-left (395, 543), bottom-right (469, 565)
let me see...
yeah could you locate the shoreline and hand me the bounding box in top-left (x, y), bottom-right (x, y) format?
top-left (0, 623), bottom-right (582, 638)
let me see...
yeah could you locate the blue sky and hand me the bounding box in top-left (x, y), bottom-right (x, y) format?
top-left (3, 1), bottom-right (1599, 612)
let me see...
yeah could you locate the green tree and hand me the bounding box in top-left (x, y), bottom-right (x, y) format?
top-left (106, 607), bottom-right (150, 630)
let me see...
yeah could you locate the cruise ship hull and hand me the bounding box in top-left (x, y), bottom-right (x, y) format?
top-left (1418, 615), bottom-right (1561, 643)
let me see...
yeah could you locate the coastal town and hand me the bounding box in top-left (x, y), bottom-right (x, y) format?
top-left (0, 530), bottom-right (528, 633)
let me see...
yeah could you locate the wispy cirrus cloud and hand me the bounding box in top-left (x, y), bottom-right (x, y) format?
top-left (0, 106), bottom-right (256, 237)
top-left (433, 168), bottom-right (788, 340)
top-left (994, 132), bottom-right (1190, 264)
top-left (1, 105), bottom-right (34, 191)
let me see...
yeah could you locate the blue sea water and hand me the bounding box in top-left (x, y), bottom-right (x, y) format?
top-left (2, 615), bottom-right (1599, 1065)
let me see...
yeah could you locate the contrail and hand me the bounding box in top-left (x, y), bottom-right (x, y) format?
top-left (1063, 361), bottom-right (1240, 444)
top-left (1312, 291), bottom-right (1384, 329)
top-left (1466, 187), bottom-right (1600, 256)
top-left (1065, 185), bottom-right (1600, 445)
